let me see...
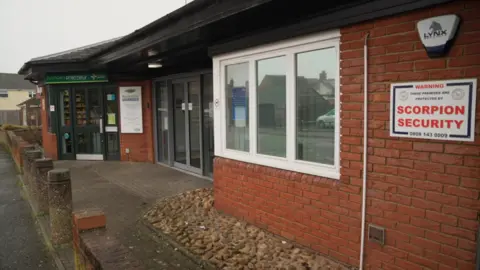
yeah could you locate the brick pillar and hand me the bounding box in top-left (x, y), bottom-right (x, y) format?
top-left (26, 150), bottom-right (43, 201)
top-left (17, 140), bottom-right (30, 169)
top-left (34, 158), bottom-right (54, 214)
top-left (24, 149), bottom-right (41, 187)
top-left (48, 168), bottom-right (73, 245)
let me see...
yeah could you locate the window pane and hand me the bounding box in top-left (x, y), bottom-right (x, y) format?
top-left (87, 89), bottom-right (102, 125)
top-left (256, 56), bottom-right (286, 157)
top-left (59, 89), bottom-right (70, 126)
top-left (225, 63), bottom-right (249, 151)
top-left (296, 47), bottom-right (337, 165)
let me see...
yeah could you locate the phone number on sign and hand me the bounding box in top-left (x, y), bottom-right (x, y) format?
top-left (409, 132), bottom-right (447, 138)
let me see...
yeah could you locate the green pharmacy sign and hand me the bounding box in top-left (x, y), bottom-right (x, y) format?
top-left (45, 73), bottom-right (108, 84)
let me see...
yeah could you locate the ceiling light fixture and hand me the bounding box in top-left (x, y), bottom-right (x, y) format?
top-left (148, 62), bottom-right (162, 68)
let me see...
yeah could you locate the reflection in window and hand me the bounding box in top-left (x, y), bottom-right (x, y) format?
top-left (296, 47), bottom-right (336, 165)
top-left (88, 89), bottom-right (102, 125)
top-left (77, 132), bottom-right (88, 153)
top-left (75, 90), bottom-right (87, 126)
top-left (156, 81), bottom-right (169, 162)
top-left (256, 56), bottom-right (286, 157)
top-left (59, 90), bottom-right (70, 126)
top-left (225, 63), bottom-right (249, 151)
top-left (62, 132), bottom-right (72, 154)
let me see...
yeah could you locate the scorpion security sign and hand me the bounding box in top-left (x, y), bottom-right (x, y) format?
top-left (391, 79), bottom-right (477, 142)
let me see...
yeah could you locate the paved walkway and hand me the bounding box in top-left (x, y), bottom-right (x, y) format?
top-left (54, 160), bottom-right (213, 270)
top-left (0, 146), bottom-right (55, 270)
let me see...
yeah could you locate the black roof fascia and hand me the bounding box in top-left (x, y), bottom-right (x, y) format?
top-left (91, 0), bottom-right (272, 65)
top-left (209, 0), bottom-right (454, 56)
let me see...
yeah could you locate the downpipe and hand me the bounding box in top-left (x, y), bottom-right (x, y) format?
top-left (359, 32), bottom-right (370, 270)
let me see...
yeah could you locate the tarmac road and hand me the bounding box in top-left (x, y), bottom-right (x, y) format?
top-left (0, 146), bottom-right (56, 270)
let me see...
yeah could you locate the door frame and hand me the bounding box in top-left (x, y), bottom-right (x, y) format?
top-left (171, 77), bottom-right (203, 175)
top-left (71, 86), bottom-right (104, 160)
top-left (54, 84), bottom-right (120, 161)
top-left (152, 70), bottom-right (211, 176)
top-left (55, 87), bottom-right (75, 160)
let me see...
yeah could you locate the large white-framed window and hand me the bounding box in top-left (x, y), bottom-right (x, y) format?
top-left (213, 30), bottom-right (340, 179)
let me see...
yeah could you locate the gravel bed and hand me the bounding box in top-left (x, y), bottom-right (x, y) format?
top-left (144, 188), bottom-right (351, 270)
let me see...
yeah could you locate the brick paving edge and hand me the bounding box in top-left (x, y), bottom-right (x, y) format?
top-left (17, 174), bottom-right (69, 270)
top-left (141, 219), bottom-right (217, 270)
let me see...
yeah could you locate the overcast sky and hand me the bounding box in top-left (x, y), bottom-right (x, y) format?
top-left (0, 0), bottom-right (192, 73)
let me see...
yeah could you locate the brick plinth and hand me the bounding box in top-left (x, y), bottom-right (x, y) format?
top-left (40, 87), bottom-right (58, 160)
top-left (118, 81), bottom-right (154, 163)
top-left (214, 1), bottom-right (480, 269)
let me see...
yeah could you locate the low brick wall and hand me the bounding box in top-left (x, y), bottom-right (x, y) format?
top-left (4, 130), bottom-right (34, 171)
top-left (73, 210), bottom-right (143, 270)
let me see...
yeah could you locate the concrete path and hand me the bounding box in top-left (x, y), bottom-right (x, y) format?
top-left (0, 146), bottom-right (55, 270)
top-left (55, 160), bottom-right (213, 269)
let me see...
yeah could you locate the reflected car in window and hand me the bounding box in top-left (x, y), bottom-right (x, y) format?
top-left (316, 109), bottom-right (335, 128)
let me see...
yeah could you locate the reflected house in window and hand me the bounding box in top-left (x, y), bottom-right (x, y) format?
top-left (257, 75), bottom-right (286, 128)
top-left (297, 76), bottom-right (333, 124)
top-left (256, 75), bottom-right (333, 126)
top-left (307, 71), bottom-right (335, 104)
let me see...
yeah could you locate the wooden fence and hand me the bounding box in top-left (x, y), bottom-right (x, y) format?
top-left (0, 110), bottom-right (21, 125)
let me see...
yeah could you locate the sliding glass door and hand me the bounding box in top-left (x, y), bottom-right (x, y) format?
top-left (154, 74), bottom-right (214, 176)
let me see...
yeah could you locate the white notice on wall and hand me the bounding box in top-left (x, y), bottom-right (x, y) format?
top-left (390, 79), bottom-right (477, 141)
top-left (49, 105), bottom-right (55, 112)
top-left (119, 86), bottom-right (143, 133)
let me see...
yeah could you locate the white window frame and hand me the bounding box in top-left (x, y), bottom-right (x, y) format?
top-left (0, 89), bottom-right (8, 98)
top-left (213, 30), bottom-right (341, 179)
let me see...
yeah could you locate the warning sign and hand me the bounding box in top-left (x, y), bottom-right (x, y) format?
top-left (390, 79), bottom-right (477, 141)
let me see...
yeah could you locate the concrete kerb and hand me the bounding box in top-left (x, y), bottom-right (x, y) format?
top-left (16, 174), bottom-right (68, 270)
top-left (140, 219), bottom-right (216, 270)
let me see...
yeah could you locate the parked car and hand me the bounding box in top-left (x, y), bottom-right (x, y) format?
top-left (316, 109), bottom-right (335, 128)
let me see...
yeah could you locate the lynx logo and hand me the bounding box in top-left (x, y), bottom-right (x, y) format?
top-left (424, 21), bottom-right (447, 39)
top-left (417, 15), bottom-right (460, 58)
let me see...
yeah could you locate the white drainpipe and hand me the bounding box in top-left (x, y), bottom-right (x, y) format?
top-left (359, 32), bottom-right (370, 270)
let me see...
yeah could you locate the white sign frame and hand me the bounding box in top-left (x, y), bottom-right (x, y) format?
top-left (119, 86), bottom-right (143, 133)
top-left (390, 79), bottom-right (477, 142)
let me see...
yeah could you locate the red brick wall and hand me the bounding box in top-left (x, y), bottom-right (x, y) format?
top-left (40, 87), bottom-right (58, 160)
top-left (118, 81), bottom-right (154, 163)
top-left (214, 1), bottom-right (480, 269)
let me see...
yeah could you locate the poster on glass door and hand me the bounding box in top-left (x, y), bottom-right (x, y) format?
top-left (119, 86), bottom-right (143, 133)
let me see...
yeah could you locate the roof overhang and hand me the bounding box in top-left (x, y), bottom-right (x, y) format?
top-left (18, 0), bottom-right (454, 81)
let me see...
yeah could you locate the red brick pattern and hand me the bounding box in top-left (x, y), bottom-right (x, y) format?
top-left (73, 209), bottom-right (106, 232)
top-left (214, 1), bottom-right (480, 269)
top-left (118, 81), bottom-right (155, 163)
top-left (40, 87), bottom-right (58, 160)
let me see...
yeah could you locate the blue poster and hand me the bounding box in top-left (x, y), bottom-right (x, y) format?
top-left (232, 87), bottom-right (247, 121)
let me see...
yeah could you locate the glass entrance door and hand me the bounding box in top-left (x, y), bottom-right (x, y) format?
top-left (73, 87), bottom-right (104, 160)
top-left (172, 79), bottom-right (202, 173)
top-left (103, 86), bottom-right (120, 160)
top-left (58, 88), bottom-right (74, 160)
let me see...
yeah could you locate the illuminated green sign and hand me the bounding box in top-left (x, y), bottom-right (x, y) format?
top-left (45, 73), bottom-right (108, 84)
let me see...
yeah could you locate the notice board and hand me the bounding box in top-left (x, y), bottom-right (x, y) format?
top-left (390, 79), bottom-right (477, 142)
top-left (119, 86), bottom-right (143, 133)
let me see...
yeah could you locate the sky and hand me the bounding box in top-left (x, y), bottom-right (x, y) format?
top-left (0, 0), bottom-right (193, 73)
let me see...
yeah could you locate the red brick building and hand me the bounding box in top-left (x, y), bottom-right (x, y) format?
top-left (20, 0), bottom-right (479, 269)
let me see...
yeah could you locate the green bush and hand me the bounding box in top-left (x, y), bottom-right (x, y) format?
top-left (0, 124), bottom-right (29, 131)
